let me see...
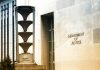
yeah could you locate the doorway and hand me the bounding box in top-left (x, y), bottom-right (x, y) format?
top-left (41, 12), bottom-right (55, 70)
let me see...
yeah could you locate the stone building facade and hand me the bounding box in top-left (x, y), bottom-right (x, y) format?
top-left (0, 0), bottom-right (100, 70)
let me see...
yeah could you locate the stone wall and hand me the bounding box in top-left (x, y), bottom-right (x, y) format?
top-left (16, 0), bottom-right (100, 70)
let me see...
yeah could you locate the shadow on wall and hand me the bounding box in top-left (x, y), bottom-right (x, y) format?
top-left (0, 57), bottom-right (14, 70)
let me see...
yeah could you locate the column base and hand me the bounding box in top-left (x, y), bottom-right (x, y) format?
top-left (19, 53), bottom-right (34, 64)
top-left (15, 63), bottom-right (46, 70)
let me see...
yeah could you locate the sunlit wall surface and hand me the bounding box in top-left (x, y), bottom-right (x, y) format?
top-left (24, 0), bottom-right (100, 70)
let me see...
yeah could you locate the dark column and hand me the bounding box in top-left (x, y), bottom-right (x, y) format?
top-left (12, 1), bottom-right (14, 63)
top-left (1, 6), bottom-right (3, 62)
top-left (7, 3), bottom-right (9, 58)
top-left (4, 5), bottom-right (6, 60)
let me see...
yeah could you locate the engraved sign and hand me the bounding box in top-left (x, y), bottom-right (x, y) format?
top-left (68, 32), bottom-right (84, 45)
top-left (19, 53), bottom-right (34, 63)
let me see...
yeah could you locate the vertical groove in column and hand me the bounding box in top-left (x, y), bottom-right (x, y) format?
top-left (15, 0), bottom-right (17, 62)
top-left (4, 5), bottom-right (6, 60)
top-left (7, 3), bottom-right (9, 58)
top-left (1, 6), bottom-right (3, 62)
top-left (12, 1), bottom-right (14, 63)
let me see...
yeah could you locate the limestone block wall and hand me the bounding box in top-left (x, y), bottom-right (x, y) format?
top-left (16, 0), bottom-right (100, 70)
top-left (54, 0), bottom-right (100, 70)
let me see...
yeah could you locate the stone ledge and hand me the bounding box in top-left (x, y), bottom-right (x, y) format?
top-left (15, 63), bottom-right (46, 70)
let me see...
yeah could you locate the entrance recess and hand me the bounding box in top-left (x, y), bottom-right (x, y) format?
top-left (41, 12), bottom-right (55, 70)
